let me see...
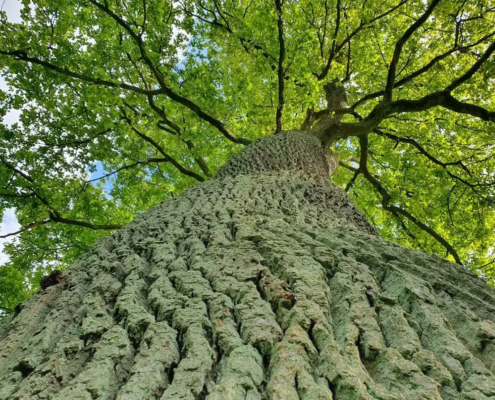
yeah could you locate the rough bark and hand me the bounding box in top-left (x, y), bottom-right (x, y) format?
top-left (1, 132), bottom-right (495, 400)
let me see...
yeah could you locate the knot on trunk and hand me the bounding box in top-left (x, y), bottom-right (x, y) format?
top-left (39, 270), bottom-right (65, 290)
top-left (301, 80), bottom-right (349, 147)
top-left (313, 81), bottom-right (348, 144)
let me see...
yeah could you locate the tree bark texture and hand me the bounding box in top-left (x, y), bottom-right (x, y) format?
top-left (1, 132), bottom-right (495, 400)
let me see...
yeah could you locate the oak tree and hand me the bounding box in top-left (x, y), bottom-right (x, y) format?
top-left (1, 1), bottom-right (495, 398)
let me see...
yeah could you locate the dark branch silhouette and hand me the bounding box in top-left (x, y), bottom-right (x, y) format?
top-left (384, 0), bottom-right (442, 101)
top-left (275, 0), bottom-right (285, 133)
top-left (147, 96), bottom-right (212, 176)
top-left (88, 0), bottom-right (251, 145)
top-left (121, 112), bottom-right (206, 182)
top-left (352, 30), bottom-right (495, 108)
top-left (339, 134), bottom-right (463, 264)
top-left (317, 0), bottom-right (408, 80)
top-left (0, 220), bottom-right (51, 239)
top-left (0, 50), bottom-right (162, 95)
top-left (0, 156), bottom-right (124, 234)
top-left (86, 158), bottom-right (169, 183)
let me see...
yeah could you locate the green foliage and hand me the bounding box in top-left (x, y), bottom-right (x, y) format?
top-left (0, 0), bottom-right (494, 311)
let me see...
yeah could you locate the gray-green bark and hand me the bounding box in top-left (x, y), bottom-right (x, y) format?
top-left (1, 132), bottom-right (495, 399)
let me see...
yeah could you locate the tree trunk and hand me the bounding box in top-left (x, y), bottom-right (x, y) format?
top-left (1, 132), bottom-right (495, 400)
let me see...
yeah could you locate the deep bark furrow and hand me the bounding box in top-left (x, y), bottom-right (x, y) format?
top-left (436, 291), bottom-right (495, 375)
top-left (1, 171), bottom-right (495, 400)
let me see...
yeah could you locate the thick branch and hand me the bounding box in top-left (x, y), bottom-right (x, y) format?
top-left (384, 92), bottom-right (495, 122)
top-left (2, 5), bottom-right (250, 146)
top-left (384, 0), bottom-right (442, 101)
top-left (441, 94), bottom-right (495, 122)
top-left (48, 213), bottom-right (123, 230)
top-left (445, 41), bottom-right (495, 92)
top-left (2, 48), bottom-right (244, 146)
top-left (329, 91), bottom-right (494, 144)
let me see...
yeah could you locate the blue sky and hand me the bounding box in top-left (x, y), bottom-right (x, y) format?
top-left (88, 161), bottom-right (115, 197)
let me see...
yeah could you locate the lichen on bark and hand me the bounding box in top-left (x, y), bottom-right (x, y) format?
top-left (1, 131), bottom-right (495, 399)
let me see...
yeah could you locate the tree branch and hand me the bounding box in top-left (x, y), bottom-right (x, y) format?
top-left (340, 135), bottom-right (463, 264)
top-left (319, 0), bottom-right (341, 82)
top-left (121, 112), bottom-right (205, 182)
top-left (317, 0), bottom-right (408, 81)
top-left (374, 129), bottom-right (470, 170)
top-left (275, 0), bottom-right (285, 133)
top-left (383, 91), bottom-right (495, 122)
top-left (345, 168), bottom-right (360, 192)
top-left (375, 128), bottom-right (495, 203)
top-left (147, 96), bottom-right (212, 176)
top-left (445, 40), bottom-right (495, 92)
top-left (0, 219), bottom-right (51, 239)
top-left (178, 0), bottom-right (277, 64)
top-left (47, 128), bottom-right (113, 148)
top-left (480, 259), bottom-right (495, 270)
top-left (86, 158), bottom-right (169, 183)
top-left (0, 156), bottom-right (123, 231)
top-left (0, 50), bottom-right (163, 95)
top-left (48, 213), bottom-right (123, 230)
top-left (89, 0), bottom-right (251, 145)
top-left (0, 191), bottom-right (36, 199)
top-left (384, 0), bottom-right (442, 101)
top-left (327, 89), bottom-right (494, 145)
top-left (0, 155), bottom-right (60, 217)
top-left (353, 30), bottom-right (495, 108)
